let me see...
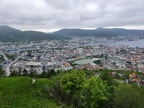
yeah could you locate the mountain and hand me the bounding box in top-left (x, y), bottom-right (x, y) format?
top-left (0, 26), bottom-right (69, 42)
top-left (0, 25), bottom-right (21, 33)
top-left (0, 26), bottom-right (20, 41)
top-left (52, 28), bottom-right (114, 37)
top-left (53, 27), bottom-right (144, 37)
top-left (0, 26), bottom-right (144, 42)
top-left (96, 27), bottom-right (144, 35)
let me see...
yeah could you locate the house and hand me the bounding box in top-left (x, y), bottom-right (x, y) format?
top-left (25, 62), bottom-right (43, 73)
top-left (129, 73), bottom-right (136, 78)
top-left (111, 72), bottom-right (117, 77)
top-left (134, 78), bottom-right (141, 83)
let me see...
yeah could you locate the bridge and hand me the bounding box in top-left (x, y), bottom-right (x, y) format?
top-left (5, 56), bottom-right (21, 77)
top-left (0, 53), bottom-right (9, 61)
top-left (0, 53), bottom-right (22, 77)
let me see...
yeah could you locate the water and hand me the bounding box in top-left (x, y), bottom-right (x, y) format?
top-left (98, 39), bottom-right (144, 48)
top-left (74, 39), bottom-right (144, 65)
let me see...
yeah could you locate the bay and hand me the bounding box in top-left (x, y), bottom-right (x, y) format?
top-left (99, 39), bottom-right (144, 48)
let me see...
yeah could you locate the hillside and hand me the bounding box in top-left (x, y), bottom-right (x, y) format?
top-left (0, 26), bottom-right (69, 42)
top-left (1, 26), bottom-right (144, 42)
top-left (52, 27), bottom-right (144, 37)
top-left (1, 70), bottom-right (144, 108)
top-left (52, 28), bottom-right (120, 37)
top-left (0, 77), bottom-right (65, 108)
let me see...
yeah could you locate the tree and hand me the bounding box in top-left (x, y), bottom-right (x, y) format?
top-left (100, 71), bottom-right (113, 85)
top-left (100, 70), bottom-right (119, 86)
top-left (0, 67), bottom-right (4, 77)
top-left (47, 70), bottom-right (51, 78)
top-left (61, 69), bottom-right (86, 95)
top-left (46, 70), bottom-right (86, 107)
top-left (82, 77), bottom-right (109, 108)
top-left (29, 65), bottom-right (37, 77)
top-left (22, 69), bottom-right (28, 76)
top-left (93, 60), bottom-right (102, 66)
top-left (61, 69), bottom-right (86, 107)
top-left (40, 71), bottom-right (47, 78)
top-left (113, 84), bottom-right (144, 108)
top-left (17, 67), bottom-right (22, 76)
top-left (10, 70), bottom-right (18, 76)
top-left (50, 69), bottom-right (56, 76)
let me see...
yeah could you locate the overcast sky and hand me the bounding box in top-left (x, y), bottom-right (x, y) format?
top-left (0, 0), bottom-right (144, 32)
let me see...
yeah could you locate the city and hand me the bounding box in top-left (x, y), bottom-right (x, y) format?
top-left (1, 0), bottom-right (144, 107)
top-left (0, 35), bottom-right (144, 77)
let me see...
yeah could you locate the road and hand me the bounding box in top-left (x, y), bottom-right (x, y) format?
top-left (5, 56), bottom-right (21, 77)
top-left (0, 53), bottom-right (9, 61)
top-left (0, 52), bottom-right (23, 76)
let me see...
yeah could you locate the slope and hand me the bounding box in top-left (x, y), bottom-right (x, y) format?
top-left (0, 77), bottom-right (64, 108)
top-left (52, 28), bottom-right (144, 37)
top-left (0, 26), bottom-right (69, 42)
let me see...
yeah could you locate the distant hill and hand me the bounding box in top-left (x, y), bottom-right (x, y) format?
top-left (52, 27), bottom-right (144, 37)
top-left (52, 28), bottom-right (119, 37)
top-left (0, 26), bottom-right (144, 42)
top-left (0, 26), bottom-right (69, 42)
top-left (0, 25), bottom-right (21, 33)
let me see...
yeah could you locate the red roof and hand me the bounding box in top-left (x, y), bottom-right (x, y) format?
top-left (135, 78), bottom-right (141, 82)
top-left (129, 73), bottom-right (136, 78)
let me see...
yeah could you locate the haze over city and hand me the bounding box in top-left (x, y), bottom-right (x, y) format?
top-left (0, 0), bottom-right (144, 32)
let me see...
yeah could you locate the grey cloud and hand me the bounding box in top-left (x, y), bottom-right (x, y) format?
top-left (0, 0), bottom-right (144, 31)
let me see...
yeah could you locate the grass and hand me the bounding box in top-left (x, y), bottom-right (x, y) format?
top-left (0, 77), bottom-right (65, 108)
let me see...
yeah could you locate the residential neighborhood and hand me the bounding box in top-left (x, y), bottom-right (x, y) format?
top-left (0, 36), bottom-right (144, 77)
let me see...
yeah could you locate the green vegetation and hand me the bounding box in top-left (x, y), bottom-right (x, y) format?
top-left (0, 77), bottom-right (64, 108)
top-left (45, 70), bottom-right (110, 108)
top-left (6, 54), bottom-right (16, 61)
top-left (61, 70), bottom-right (86, 95)
top-left (0, 26), bottom-right (71, 42)
top-left (82, 77), bottom-right (109, 108)
top-left (1, 69), bottom-right (144, 108)
top-left (0, 67), bottom-right (4, 77)
top-left (10, 69), bottom-right (59, 78)
top-left (1, 26), bottom-right (144, 42)
top-left (93, 60), bottom-right (102, 66)
top-left (0, 56), bottom-right (4, 61)
top-left (113, 84), bottom-right (144, 108)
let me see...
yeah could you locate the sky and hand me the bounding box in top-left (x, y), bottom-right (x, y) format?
top-left (0, 0), bottom-right (144, 32)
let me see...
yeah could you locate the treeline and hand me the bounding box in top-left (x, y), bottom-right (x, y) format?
top-left (9, 69), bottom-right (60, 78)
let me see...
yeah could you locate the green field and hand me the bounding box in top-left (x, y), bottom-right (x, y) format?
top-left (0, 77), bottom-right (64, 108)
top-left (74, 58), bottom-right (100, 65)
